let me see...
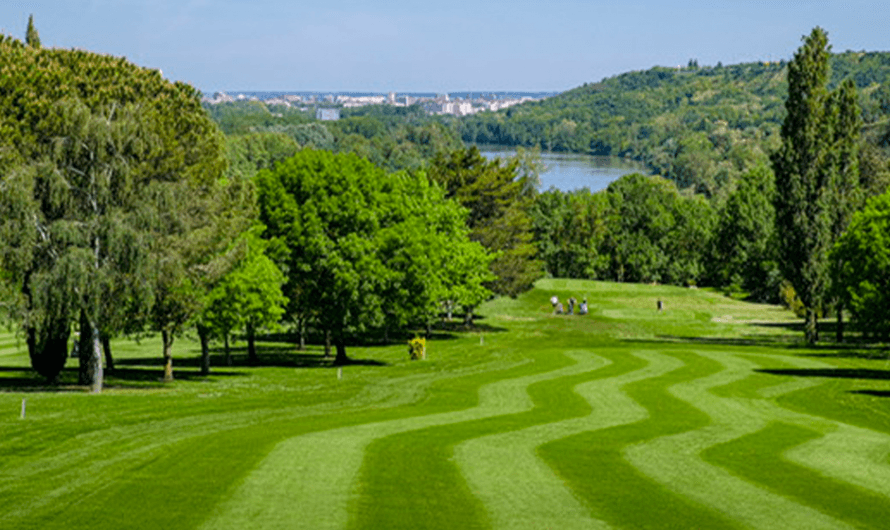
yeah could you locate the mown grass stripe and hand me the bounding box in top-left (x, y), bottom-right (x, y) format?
top-left (199, 347), bottom-right (587, 530)
top-left (704, 422), bottom-right (890, 529)
top-left (539, 348), bottom-right (741, 529)
top-left (709, 350), bottom-right (890, 511)
top-left (786, 425), bottom-right (890, 498)
top-left (454, 349), bottom-right (681, 530)
top-left (624, 349), bottom-right (854, 530)
top-left (0, 355), bottom-right (528, 530)
top-left (349, 348), bottom-right (637, 530)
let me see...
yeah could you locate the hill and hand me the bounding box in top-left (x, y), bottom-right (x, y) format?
top-left (458, 52), bottom-right (890, 197)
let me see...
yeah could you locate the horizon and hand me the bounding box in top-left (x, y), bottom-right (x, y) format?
top-left (3, 2), bottom-right (890, 94)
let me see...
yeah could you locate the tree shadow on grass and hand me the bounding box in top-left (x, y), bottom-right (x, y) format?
top-left (260, 316), bottom-right (508, 348)
top-left (756, 367), bottom-right (890, 381)
top-left (640, 331), bottom-right (886, 359)
top-left (115, 344), bottom-right (388, 371)
top-left (0, 343), bottom-right (387, 392)
top-left (851, 390), bottom-right (890, 398)
top-left (758, 367), bottom-right (890, 399)
top-left (0, 366), bottom-right (241, 392)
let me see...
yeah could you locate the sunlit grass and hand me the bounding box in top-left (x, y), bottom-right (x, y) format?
top-left (2, 279), bottom-right (890, 529)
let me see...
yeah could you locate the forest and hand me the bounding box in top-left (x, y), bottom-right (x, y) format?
top-left (3, 21), bottom-right (890, 391)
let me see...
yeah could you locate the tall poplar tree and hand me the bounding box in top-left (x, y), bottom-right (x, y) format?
top-left (772, 27), bottom-right (861, 344)
top-left (773, 27), bottom-right (833, 344)
top-left (827, 78), bottom-right (862, 341)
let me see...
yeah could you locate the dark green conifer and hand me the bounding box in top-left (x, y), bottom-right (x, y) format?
top-left (25, 14), bottom-right (40, 48)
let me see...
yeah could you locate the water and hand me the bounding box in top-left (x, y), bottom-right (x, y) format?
top-left (479, 147), bottom-right (649, 193)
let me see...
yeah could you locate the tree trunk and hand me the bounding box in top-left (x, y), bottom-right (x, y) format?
top-left (324, 329), bottom-right (332, 358)
top-left (297, 318), bottom-right (306, 351)
top-left (247, 322), bottom-right (258, 365)
top-left (198, 324), bottom-right (211, 376)
top-left (78, 310), bottom-right (103, 393)
top-left (101, 334), bottom-right (114, 374)
top-left (334, 336), bottom-right (348, 366)
top-left (805, 308), bottom-right (819, 344)
top-left (162, 329), bottom-right (174, 382)
top-left (464, 306), bottom-right (474, 327)
top-left (224, 334), bottom-right (232, 366)
top-left (836, 299), bottom-right (845, 343)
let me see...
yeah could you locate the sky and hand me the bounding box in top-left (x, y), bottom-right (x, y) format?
top-left (3, 1), bottom-right (890, 94)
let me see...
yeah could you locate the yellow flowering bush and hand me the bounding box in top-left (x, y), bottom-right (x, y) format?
top-left (408, 337), bottom-right (426, 360)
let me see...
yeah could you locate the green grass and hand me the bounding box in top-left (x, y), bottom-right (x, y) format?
top-left (2, 279), bottom-right (890, 529)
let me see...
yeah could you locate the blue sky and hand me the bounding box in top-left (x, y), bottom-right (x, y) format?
top-left (3, 1), bottom-right (889, 93)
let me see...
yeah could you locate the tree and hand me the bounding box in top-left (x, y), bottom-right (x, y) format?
top-left (826, 78), bottom-right (863, 341)
top-left (772, 27), bottom-right (861, 343)
top-left (831, 191), bottom-right (890, 339)
top-left (531, 189), bottom-right (609, 279)
top-left (0, 35), bottom-right (228, 387)
top-left (201, 229), bottom-right (287, 368)
top-left (712, 164), bottom-right (780, 301)
top-left (25, 15), bottom-right (40, 48)
top-left (225, 131), bottom-right (300, 181)
top-left (428, 146), bottom-right (543, 297)
top-left (595, 173), bottom-right (715, 286)
top-left (601, 174), bottom-right (674, 284)
top-left (146, 173), bottom-right (252, 381)
top-left (257, 150), bottom-right (492, 364)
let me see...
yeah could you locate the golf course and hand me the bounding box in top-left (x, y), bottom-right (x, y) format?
top-left (2, 278), bottom-right (890, 529)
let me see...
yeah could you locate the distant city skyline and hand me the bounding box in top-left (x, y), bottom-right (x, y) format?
top-left (3, 1), bottom-right (890, 94)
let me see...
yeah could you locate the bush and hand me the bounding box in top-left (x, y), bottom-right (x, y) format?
top-left (408, 337), bottom-right (426, 360)
top-left (779, 280), bottom-right (807, 318)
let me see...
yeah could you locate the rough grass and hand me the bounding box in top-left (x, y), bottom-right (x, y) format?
top-left (2, 279), bottom-right (890, 529)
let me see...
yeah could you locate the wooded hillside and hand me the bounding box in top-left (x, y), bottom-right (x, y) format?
top-left (459, 52), bottom-right (890, 197)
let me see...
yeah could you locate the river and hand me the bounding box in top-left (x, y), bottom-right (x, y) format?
top-left (478, 147), bottom-right (649, 193)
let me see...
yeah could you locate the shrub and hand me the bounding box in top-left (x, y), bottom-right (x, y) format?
top-left (408, 337), bottom-right (426, 360)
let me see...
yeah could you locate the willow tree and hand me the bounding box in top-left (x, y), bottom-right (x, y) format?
top-left (0, 34), bottom-right (227, 388)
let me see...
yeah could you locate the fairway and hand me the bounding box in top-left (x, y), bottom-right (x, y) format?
top-left (3, 279), bottom-right (890, 529)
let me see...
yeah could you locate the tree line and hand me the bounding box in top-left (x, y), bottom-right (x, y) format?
top-left (0, 20), bottom-right (521, 390)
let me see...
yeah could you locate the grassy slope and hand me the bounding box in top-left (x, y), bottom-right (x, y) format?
top-left (2, 279), bottom-right (890, 529)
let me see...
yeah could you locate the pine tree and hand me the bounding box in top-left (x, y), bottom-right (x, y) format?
top-left (25, 14), bottom-right (40, 48)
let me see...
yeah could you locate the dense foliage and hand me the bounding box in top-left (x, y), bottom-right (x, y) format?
top-left (772, 28), bottom-right (863, 343)
top-left (832, 190), bottom-right (890, 339)
top-left (0, 34), bottom-right (230, 386)
top-left (206, 100), bottom-right (463, 173)
top-left (257, 149), bottom-right (493, 364)
top-left (428, 147), bottom-right (543, 297)
top-left (530, 173), bottom-right (715, 287)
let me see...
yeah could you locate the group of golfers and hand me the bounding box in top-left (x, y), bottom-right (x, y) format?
top-left (550, 295), bottom-right (588, 315)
